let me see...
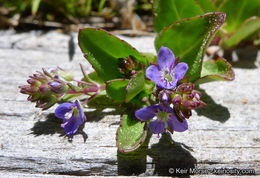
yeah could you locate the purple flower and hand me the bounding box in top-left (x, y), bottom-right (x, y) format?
top-left (135, 104), bottom-right (188, 134)
top-left (146, 46), bottom-right (188, 89)
top-left (55, 100), bottom-right (86, 135)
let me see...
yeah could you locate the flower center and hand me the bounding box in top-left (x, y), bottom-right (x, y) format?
top-left (64, 110), bottom-right (73, 120)
top-left (162, 69), bottom-right (175, 83)
top-left (156, 109), bottom-right (171, 121)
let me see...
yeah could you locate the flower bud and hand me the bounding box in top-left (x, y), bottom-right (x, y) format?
top-left (175, 106), bottom-right (192, 122)
top-left (158, 89), bottom-right (172, 105)
top-left (172, 94), bottom-right (182, 106)
top-left (49, 80), bottom-right (69, 94)
top-left (177, 83), bottom-right (194, 94)
top-left (38, 84), bottom-right (50, 94)
top-left (117, 56), bottom-right (140, 77)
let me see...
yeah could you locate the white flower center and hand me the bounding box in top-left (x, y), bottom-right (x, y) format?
top-left (161, 68), bottom-right (175, 83)
top-left (64, 110), bottom-right (73, 120)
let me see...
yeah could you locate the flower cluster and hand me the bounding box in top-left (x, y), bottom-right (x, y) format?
top-left (19, 67), bottom-right (71, 110)
top-left (135, 46), bottom-right (206, 136)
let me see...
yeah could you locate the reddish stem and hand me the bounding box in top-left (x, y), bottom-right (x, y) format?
top-left (74, 79), bottom-right (96, 87)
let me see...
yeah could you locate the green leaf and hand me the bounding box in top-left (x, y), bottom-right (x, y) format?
top-left (195, 57), bottom-right (235, 84)
top-left (221, 17), bottom-right (260, 49)
top-left (125, 71), bottom-right (145, 103)
top-left (142, 53), bottom-right (157, 64)
top-left (106, 79), bottom-right (129, 102)
top-left (155, 12), bottom-right (226, 82)
top-left (153, 0), bottom-right (204, 33)
top-left (254, 37), bottom-right (260, 46)
top-left (31, 0), bottom-right (41, 15)
top-left (116, 114), bottom-right (147, 153)
top-left (217, 0), bottom-right (260, 34)
top-left (87, 90), bottom-right (123, 109)
top-left (78, 28), bottom-right (147, 82)
top-left (195, 0), bottom-right (216, 12)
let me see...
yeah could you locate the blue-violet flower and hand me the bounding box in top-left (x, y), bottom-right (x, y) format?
top-left (146, 46), bottom-right (188, 89)
top-left (135, 104), bottom-right (188, 134)
top-left (55, 100), bottom-right (86, 135)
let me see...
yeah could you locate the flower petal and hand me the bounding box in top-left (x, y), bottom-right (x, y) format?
top-left (61, 114), bottom-right (84, 135)
top-left (159, 104), bottom-right (173, 113)
top-left (146, 65), bottom-right (166, 88)
top-left (165, 79), bottom-right (178, 89)
top-left (173, 62), bottom-right (188, 81)
top-left (167, 114), bottom-right (188, 132)
top-left (148, 120), bottom-right (165, 134)
top-left (135, 105), bottom-right (159, 121)
top-left (157, 46), bottom-right (175, 70)
top-left (55, 103), bottom-right (75, 119)
top-left (75, 100), bottom-right (86, 123)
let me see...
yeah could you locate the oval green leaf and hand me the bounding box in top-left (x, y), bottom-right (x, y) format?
top-left (116, 114), bottom-right (147, 153)
top-left (195, 57), bottom-right (235, 84)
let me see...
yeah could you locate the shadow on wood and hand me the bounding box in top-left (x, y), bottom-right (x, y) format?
top-left (30, 113), bottom-right (88, 142)
top-left (223, 46), bottom-right (258, 69)
top-left (148, 132), bottom-right (197, 176)
top-left (195, 88), bottom-right (230, 123)
top-left (117, 132), bottom-right (197, 176)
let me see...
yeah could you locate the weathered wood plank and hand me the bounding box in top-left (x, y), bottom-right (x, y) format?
top-left (0, 30), bottom-right (259, 177)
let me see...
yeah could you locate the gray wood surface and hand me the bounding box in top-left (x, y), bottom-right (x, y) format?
top-left (0, 30), bottom-right (259, 177)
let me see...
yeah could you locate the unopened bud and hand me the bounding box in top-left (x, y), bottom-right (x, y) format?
top-left (49, 81), bottom-right (69, 93)
top-left (35, 95), bottom-right (57, 110)
top-left (38, 84), bottom-right (50, 94)
top-left (124, 57), bottom-right (134, 71)
top-left (172, 95), bottom-right (182, 106)
top-left (158, 89), bottom-right (172, 105)
top-left (27, 79), bottom-right (37, 85)
top-left (177, 83), bottom-right (194, 94)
